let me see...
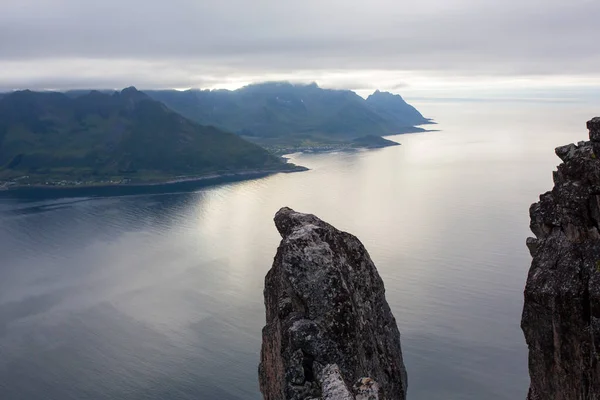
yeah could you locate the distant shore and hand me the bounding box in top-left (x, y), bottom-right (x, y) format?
top-left (259, 127), bottom-right (437, 155)
top-left (0, 165), bottom-right (308, 198)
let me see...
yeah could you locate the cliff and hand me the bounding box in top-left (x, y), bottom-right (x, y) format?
top-left (259, 207), bottom-right (407, 400)
top-left (522, 117), bottom-right (600, 399)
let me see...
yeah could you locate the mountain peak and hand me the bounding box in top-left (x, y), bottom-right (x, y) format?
top-left (115, 86), bottom-right (150, 102)
top-left (368, 90), bottom-right (403, 101)
top-left (121, 86), bottom-right (139, 93)
top-left (4, 89), bottom-right (36, 100)
top-left (365, 90), bottom-right (426, 126)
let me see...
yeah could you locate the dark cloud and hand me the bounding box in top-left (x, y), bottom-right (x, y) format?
top-left (1, 0), bottom-right (599, 92)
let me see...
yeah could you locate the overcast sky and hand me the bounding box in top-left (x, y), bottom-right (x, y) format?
top-left (2, 0), bottom-right (600, 98)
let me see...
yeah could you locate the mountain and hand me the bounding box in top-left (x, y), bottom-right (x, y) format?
top-left (144, 82), bottom-right (430, 152)
top-left (0, 87), bottom-right (300, 186)
top-left (366, 90), bottom-right (429, 128)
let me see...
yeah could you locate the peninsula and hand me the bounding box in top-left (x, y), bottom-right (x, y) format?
top-left (0, 87), bottom-right (304, 190)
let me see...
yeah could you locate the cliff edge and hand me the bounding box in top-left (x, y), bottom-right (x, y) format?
top-left (259, 207), bottom-right (407, 400)
top-left (523, 117), bottom-right (600, 399)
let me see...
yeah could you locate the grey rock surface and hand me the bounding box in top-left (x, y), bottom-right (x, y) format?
top-left (259, 207), bottom-right (407, 400)
top-left (522, 117), bottom-right (600, 399)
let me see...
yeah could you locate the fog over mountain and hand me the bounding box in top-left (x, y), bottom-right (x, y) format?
top-left (1, 0), bottom-right (600, 97)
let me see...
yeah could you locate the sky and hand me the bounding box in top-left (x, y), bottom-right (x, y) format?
top-left (1, 0), bottom-right (600, 99)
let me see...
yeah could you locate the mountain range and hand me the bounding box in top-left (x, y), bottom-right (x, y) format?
top-left (0, 82), bottom-right (429, 188)
top-left (145, 82), bottom-right (431, 152)
top-left (0, 87), bottom-right (299, 186)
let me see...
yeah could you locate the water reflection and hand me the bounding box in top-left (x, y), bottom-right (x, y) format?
top-left (1, 100), bottom-right (599, 399)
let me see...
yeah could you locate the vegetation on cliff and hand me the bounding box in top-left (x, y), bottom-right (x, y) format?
top-left (0, 87), bottom-right (299, 186)
top-left (145, 82), bottom-right (430, 152)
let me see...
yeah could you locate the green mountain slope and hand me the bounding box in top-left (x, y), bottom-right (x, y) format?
top-left (0, 87), bottom-right (298, 184)
top-left (145, 82), bottom-right (430, 140)
top-left (365, 90), bottom-right (430, 127)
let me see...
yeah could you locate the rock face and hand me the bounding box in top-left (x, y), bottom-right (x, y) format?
top-left (522, 117), bottom-right (600, 400)
top-left (259, 207), bottom-right (407, 400)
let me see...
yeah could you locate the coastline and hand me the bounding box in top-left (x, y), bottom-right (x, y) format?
top-left (0, 125), bottom-right (439, 196)
top-left (275, 143), bottom-right (399, 156)
top-left (267, 138), bottom-right (405, 156)
top-left (0, 165), bottom-right (308, 198)
top-left (270, 128), bottom-right (441, 156)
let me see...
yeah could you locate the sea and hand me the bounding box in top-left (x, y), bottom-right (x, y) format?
top-left (0, 100), bottom-right (598, 399)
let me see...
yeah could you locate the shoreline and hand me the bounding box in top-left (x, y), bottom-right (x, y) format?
top-left (275, 143), bottom-right (399, 156)
top-left (0, 165), bottom-right (308, 198)
top-left (271, 128), bottom-right (441, 156)
top-left (252, 127), bottom-right (437, 155)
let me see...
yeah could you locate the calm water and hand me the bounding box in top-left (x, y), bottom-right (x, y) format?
top-left (0, 101), bottom-right (598, 400)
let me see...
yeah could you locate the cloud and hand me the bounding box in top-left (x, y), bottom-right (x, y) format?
top-left (1, 0), bottom-right (599, 94)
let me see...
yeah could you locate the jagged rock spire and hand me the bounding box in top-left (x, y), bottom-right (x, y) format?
top-left (522, 117), bottom-right (600, 400)
top-left (259, 207), bottom-right (407, 400)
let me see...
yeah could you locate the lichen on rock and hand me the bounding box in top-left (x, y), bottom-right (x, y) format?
top-left (259, 207), bottom-right (407, 400)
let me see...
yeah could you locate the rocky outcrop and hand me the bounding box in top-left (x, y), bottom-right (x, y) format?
top-left (522, 117), bottom-right (600, 399)
top-left (259, 207), bottom-right (407, 400)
